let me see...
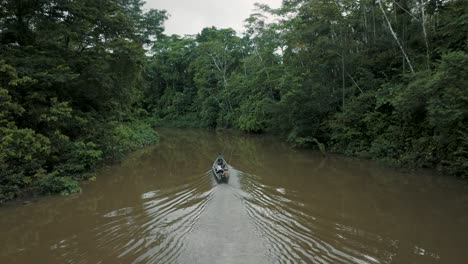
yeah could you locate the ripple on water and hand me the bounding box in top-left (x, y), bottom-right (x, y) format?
top-left (237, 171), bottom-right (382, 264)
top-left (2, 129), bottom-right (468, 264)
top-left (48, 172), bottom-right (213, 263)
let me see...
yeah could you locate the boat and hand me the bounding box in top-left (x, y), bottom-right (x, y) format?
top-left (212, 154), bottom-right (229, 183)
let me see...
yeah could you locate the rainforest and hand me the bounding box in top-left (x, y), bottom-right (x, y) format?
top-left (0, 0), bottom-right (467, 203)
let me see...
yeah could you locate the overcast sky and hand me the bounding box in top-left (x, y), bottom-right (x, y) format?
top-left (144, 0), bottom-right (282, 36)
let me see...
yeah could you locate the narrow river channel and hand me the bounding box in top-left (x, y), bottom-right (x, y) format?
top-left (1, 129), bottom-right (467, 263)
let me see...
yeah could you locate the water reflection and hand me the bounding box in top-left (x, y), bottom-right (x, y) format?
top-left (0, 129), bottom-right (467, 263)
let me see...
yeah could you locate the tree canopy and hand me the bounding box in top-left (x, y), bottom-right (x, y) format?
top-left (1, 0), bottom-right (466, 202)
top-left (0, 0), bottom-right (165, 202)
top-left (146, 0), bottom-right (467, 178)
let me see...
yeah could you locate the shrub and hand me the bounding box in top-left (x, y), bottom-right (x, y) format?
top-left (38, 173), bottom-right (81, 196)
top-left (104, 121), bottom-right (159, 159)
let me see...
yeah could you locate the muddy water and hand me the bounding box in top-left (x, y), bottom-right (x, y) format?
top-left (1, 129), bottom-right (468, 264)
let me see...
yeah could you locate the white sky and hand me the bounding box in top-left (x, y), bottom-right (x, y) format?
top-left (144, 0), bottom-right (283, 36)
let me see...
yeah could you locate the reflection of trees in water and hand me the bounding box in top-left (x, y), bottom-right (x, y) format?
top-left (192, 129), bottom-right (468, 263)
top-left (2, 129), bottom-right (468, 263)
top-left (154, 129), bottom-right (317, 172)
top-left (157, 129), bottom-right (220, 169)
top-left (155, 129), bottom-right (277, 171)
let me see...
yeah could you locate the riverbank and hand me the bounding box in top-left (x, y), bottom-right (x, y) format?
top-left (155, 119), bottom-right (467, 180)
top-left (0, 119), bottom-right (159, 205)
top-left (1, 129), bottom-right (467, 263)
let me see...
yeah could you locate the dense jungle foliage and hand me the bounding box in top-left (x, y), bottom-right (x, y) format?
top-left (145, 0), bottom-right (467, 178)
top-left (1, 0), bottom-right (467, 202)
top-left (0, 0), bottom-right (163, 202)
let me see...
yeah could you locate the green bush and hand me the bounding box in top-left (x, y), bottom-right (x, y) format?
top-left (38, 173), bottom-right (81, 196)
top-left (236, 97), bottom-right (272, 133)
top-left (0, 127), bottom-right (52, 202)
top-left (199, 97), bottom-right (220, 128)
top-left (326, 52), bottom-right (468, 176)
top-left (328, 92), bottom-right (378, 155)
top-left (154, 112), bottom-right (202, 128)
top-left (0, 172), bottom-right (22, 203)
top-left (104, 121), bottom-right (159, 159)
top-left (55, 139), bottom-right (103, 177)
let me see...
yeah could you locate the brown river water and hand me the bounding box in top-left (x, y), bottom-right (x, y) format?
top-left (1, 129), bottom-right (468, 264)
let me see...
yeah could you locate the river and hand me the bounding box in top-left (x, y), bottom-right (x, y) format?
top-left (1, 129), bottom-right (467, 263)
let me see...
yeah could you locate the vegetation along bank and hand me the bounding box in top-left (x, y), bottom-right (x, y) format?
top-left (1, 0), bottom-right (466, 203)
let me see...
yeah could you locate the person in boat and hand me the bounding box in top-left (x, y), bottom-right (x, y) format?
top-left (216, 156), bottom-right (224, 173)
top-left (215, 154), bottom-right (225, 174)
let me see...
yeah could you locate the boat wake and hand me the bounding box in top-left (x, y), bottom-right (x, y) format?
top-left (236, 171), bottom-right (381, 264)
top-left (48, 172), bottom-right (214, 264)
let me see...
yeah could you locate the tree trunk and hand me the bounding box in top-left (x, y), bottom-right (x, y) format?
top-left (342, 54), bottom-right (345, 110)
top-left (420, 0), bottom-right (431, 70)
top-left (378, 0), bottom-right (415, 73)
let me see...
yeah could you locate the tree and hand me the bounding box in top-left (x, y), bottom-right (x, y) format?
top-left (0, 0), bottom-right (164, 202)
